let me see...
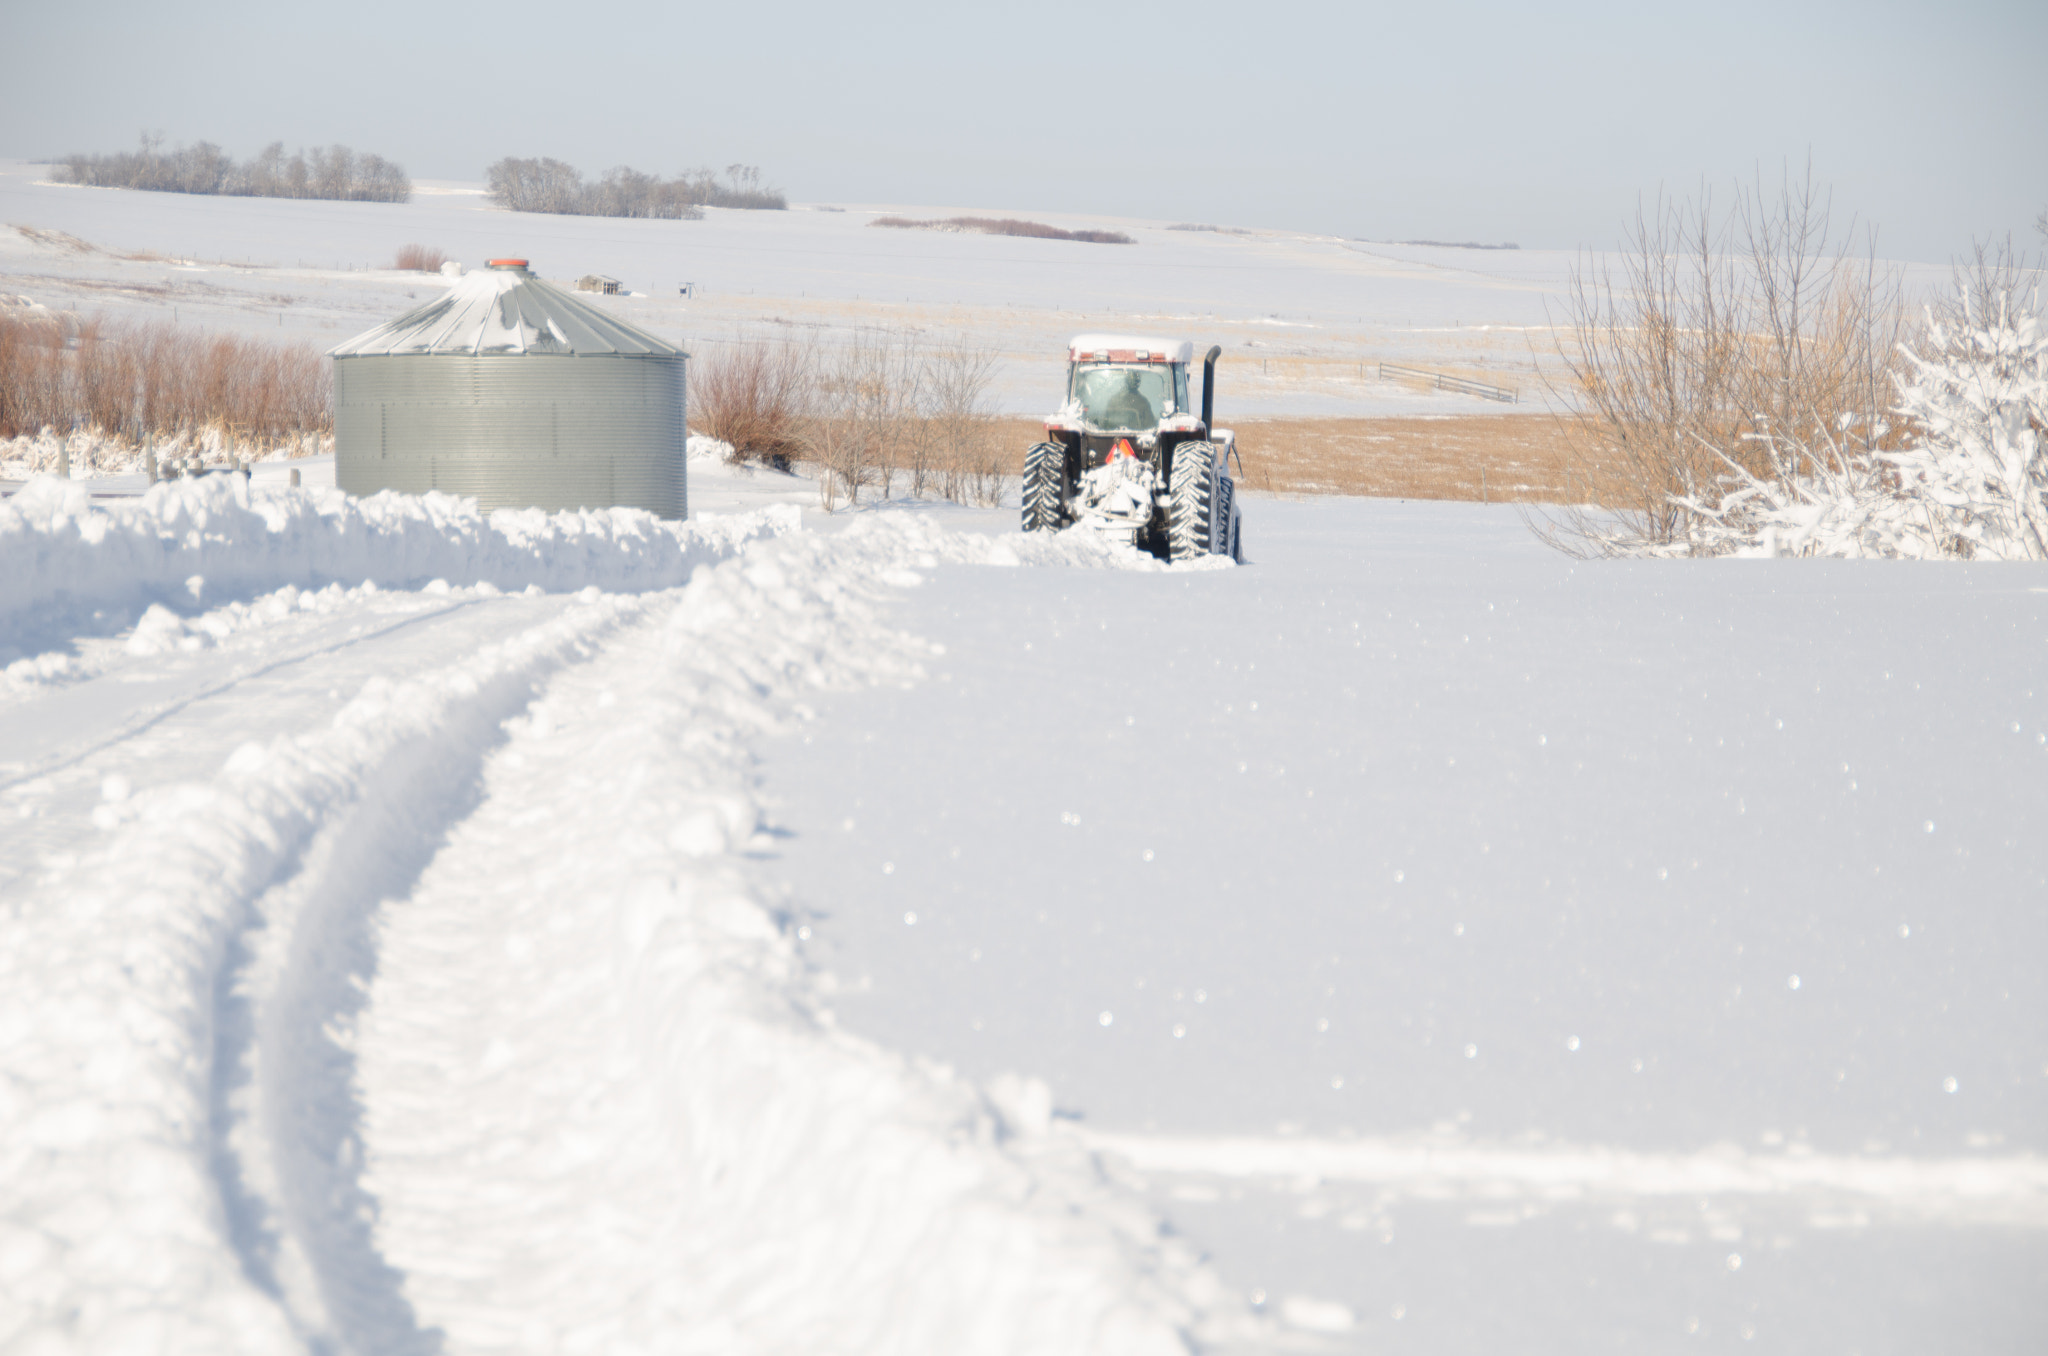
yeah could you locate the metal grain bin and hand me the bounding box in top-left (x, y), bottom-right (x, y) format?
top-left (329, 259), bottom-right (687, 518)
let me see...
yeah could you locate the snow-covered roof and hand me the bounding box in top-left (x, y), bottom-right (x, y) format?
top-left (329, 262), bottom-right (683, 358)
top-left (1068, 334), bottom-right (1194, 364)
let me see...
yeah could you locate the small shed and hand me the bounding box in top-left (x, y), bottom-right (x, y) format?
top-left (575, 274), bottom-right (622, 295)
top-left (329, 259), bottom-right (686, 518)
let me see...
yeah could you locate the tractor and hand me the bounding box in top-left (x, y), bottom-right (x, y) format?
top-left (1020, 335), bottom-right (1243, 562)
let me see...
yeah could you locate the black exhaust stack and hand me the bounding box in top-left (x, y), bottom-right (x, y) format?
top-left (1200, 345), bottom-right (1222, 434)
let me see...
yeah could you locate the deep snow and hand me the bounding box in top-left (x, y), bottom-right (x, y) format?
top-left (3, 472), bottom-right (2041, 1354)
top-left (0, 477), bottom-right (1257, 1355)
top-left (757, 498), bottom-right (2048, 1353)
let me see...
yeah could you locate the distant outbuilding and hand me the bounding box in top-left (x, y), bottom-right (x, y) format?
top-left (575, 274), bottom-right (622, 295)
top-left (329, 259), bottom-right (687, 518)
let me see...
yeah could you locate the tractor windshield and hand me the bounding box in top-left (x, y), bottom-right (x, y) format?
top-left (1071, 365), bottom-right (1171, 430)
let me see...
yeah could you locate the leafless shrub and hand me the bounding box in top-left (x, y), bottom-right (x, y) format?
top-left (692, 341), bottom-right (814, 470)
top-left (1535, 167), bottom-right (1908, 554)
top-left (59, 134), bottom-right (409, 203)
top-left (393, 243), bottom-right (449, 272)
top-left (0, 311), bottom-right (329, 456)
top-left (870, 216), bottom-right (1134, 245)
top-left (918, 344), bottom-right (1006, 505)
top-left (485, 158), bottom-right (784, 218)
top-left (690, 332), bottom-right (1004, 507)
top-left (810, 335), bottom-right (1008, 509)
top-left (808, 334), bottom-right (913, 508)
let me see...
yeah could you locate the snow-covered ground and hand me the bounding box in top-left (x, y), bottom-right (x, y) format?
top-left (2, 174), bottom-right (2040, 1355)
top-left (760, 496), bottom-right (2048, 1353)
top-left (2, 462), bottom-right (2042, 1354)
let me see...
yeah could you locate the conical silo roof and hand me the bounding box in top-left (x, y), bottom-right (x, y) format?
top-left (329, 260), bottom-right (683, 358)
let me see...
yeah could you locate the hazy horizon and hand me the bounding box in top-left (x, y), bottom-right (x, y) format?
top-left (4, 0), bottom-right (2043, 266)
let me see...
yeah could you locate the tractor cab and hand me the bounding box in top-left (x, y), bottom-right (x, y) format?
top-left (1045, 335), bottom-right (1206, 468)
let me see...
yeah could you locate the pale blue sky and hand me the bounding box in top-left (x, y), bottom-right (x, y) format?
top-left (4, 0), bottom-right (2042, 263)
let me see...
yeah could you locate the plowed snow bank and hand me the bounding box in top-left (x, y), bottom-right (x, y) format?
top-left (0, 473), bottom-right (798, 665)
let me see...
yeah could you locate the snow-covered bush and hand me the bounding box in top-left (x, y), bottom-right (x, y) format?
top-left (1885, 302), bottom-right (2048, 559)
top-left (1667, 296), bottom-right (2046, 559)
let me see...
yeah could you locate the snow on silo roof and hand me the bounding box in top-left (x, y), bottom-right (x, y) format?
top-left (329, 261), bottom-right (683, 358)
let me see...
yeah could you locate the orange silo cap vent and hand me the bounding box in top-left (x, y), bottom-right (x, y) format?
top-left (487, 258), bottom-right (529, 269)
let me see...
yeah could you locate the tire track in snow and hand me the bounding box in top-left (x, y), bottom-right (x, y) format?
top-left (215, 593), bottom-right (678, 1356)
top-left (346, 517), bottom-right (1250, 1355)
top-left (1087, 1132), bottom-right (2048, 1226)
top-left (0, 509), bottom-right (797, 1354)
top-left (0, 593), bottom-right (484, 792)
top-left (0, 588), bottom-right (661, 1353)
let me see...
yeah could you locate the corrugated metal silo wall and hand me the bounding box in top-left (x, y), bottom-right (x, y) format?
top-left (333, 354), bottom-right (687, 519)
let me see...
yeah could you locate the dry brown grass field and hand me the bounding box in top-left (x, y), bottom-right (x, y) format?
top-left (988, 414), bottom-right (1618, 505)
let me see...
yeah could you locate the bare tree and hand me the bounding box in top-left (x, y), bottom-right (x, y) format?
top-left (1934, 232), bottom-right (2041, 334)
top-left (920, 343), bottom-right (1004, 505)
top-left (812, 333), bottom-right (920, 508)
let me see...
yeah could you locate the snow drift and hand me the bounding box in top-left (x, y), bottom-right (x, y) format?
top-left (0, 473), bottom-right (799, 666)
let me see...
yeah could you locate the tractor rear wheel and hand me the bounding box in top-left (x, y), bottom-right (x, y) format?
top-left (1022, 442), bottom-right (1067, 533)
top-left (1168, 441), bottom-right (1219, 561)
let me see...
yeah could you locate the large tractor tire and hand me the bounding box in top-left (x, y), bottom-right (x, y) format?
top-left (1022, 441), bottom-right (1067, 533)
top-left (1168, 440), bottom-right (1220, 561)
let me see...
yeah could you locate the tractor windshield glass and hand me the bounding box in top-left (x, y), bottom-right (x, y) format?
top-left (1071, 365), bottom-right (1169, 430)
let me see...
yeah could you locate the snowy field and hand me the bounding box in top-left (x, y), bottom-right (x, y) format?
top-left (2, 460), bottom-right (2042, 1354)
top-left (2, 173), bottom-right (2042, 1354)
top-left (762, 495), bottom-right (2048, 1352)
top-left (0, 160), bottom-right (1953, 418)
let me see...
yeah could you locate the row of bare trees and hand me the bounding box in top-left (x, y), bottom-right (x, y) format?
top-left (691, 333), bottom-right (1006, 508)
top-left (1541, 169), bottom-right (2048, 556)
top-left (485, 158), bottom-right (784, 219)
top-left (0, 310), bottom-right (330, 453)
top-left (59, 135), bottom-right (410, 203)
